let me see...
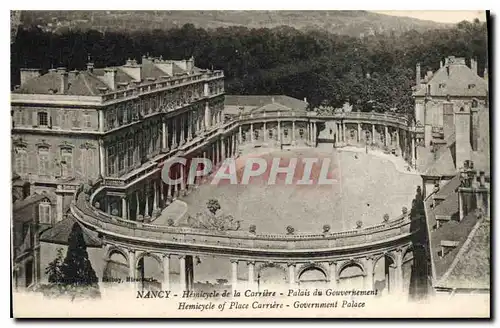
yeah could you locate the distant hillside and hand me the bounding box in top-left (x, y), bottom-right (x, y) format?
top-left (19, 10), bottom-right (451, 37)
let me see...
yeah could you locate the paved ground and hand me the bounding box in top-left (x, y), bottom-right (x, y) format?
top-left (182, 146), bottom-right (420, 234)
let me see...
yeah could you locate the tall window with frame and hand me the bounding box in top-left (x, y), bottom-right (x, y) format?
top-left (118, 141), bottom-right (125, 172)
top-left (127, 139), bottom-right (134, 168)
top-left (117, 105), bottom-right (124, 126)
top-left (82, 146), bottom-right (95, 178)
top-left (38, 146), bottom-right (50, 176)
top-left (37, 111), bottom-right (48, 127)
top-left (83, 113), bottom-right (92, 129)
top-left (15, 145), bottom-right (28, 175)
top-left (107, 145), bottom-right (116, 176)
top-left (38, 199), bottom-right (52, 225)
top-left (60, 147), bottom-right (73, 177)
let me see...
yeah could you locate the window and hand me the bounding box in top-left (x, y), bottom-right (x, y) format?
top-left (38, 146), bottom-right (50, 175)
top-left (468, 84), bottom-right (476, 89)
top-left (439, 83), bottom-right (446, 88)
top-left (106, 111), bottom-right (115, 129)
top-left (37, 112), bottom-right (48, 127)
top-left (254, 129), bottom-right (259, 140)
top-left (15, 146), bottom-right (28, 175)
top-left (107, 145), bottom-right (116, 175)
top-left (83, 114), bottom-right (91, 128)
top-left (118, 142), bottom-right (125, 172)
top-left (117, 105), bottom-right (124, 125)
top-left (299, 128), bottom-right (304, 138)
top-left (284, 129), bottom-right (289, 137)
top-left (60, 147), bottom-right (73, 177)
top-left (472, 99), bottom-right (478, 108)
top-left (127, 139), bottom-right (134, 167)
top-left (71, 111), bottom-right (80, 128)
top-left (82, 147), bottom-right (95, 178)
top-left (38, 200), bottom-right (51, 224)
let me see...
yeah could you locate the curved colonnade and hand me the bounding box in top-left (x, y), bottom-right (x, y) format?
top-left (71, 111), bottom-right (419, 295)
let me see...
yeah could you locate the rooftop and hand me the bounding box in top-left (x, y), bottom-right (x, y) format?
top-left (224, 95), bottom-right (308, 115)
top-left (13, 55), bottom-right (207, 96)
top-left (414, 56), bottom-right (488, 97)
top-left (39, 214), bottom-right (102, 248)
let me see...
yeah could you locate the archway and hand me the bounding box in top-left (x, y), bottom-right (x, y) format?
top-left (338, 261), bottom-right (365, 289)
top-left (136, 253), bottom-right (163, 291)
top-left (256, 263), bottom-right (287, 291)
top-left (103, 249), bottom-right (128, 283)
top-left (373, 254), bottom-right (396, 296)
top-left (298, 266), bottom-right (328, 289)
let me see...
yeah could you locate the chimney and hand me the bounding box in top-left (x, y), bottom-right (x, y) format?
top-left (440, 60), bottom-right (443, 68)
top-left (87, 62), bottom-right (94, 73)
top-left (454, 105), bottom-right (472, 171)
top-left (57, 67), bottom-right (68, 94)
top-left (416, 63), bottom-right (421, 86)
top-left (443, 102), bottom-right (455, 139)
top-left (121, 59), bottom-right (142, 82)
top-left (103, 68), bottom-right (117, 90)
top-left (19, 68), bottom-right (41, 86)
top-left (186, 56), bottom-right (195, 72)
top-left (304, 97), bottom-right (307, 104)
top-left (426, 70), bottom-right (433, 80)
top-left (155, 61), bottom-right (174, 76)
top-left (470, 57), bottom-right (478, 75)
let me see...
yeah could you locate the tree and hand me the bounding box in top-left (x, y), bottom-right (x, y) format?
top-left (206, 199), bottom-right (221, 215)
top-left (60, 223), bottom-right (99, 288)
top-left (45, 248), bottom-right (64, 284)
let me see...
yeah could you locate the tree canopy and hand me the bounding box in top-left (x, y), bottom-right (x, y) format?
top-left (12, 20), bottom-right (488, 114)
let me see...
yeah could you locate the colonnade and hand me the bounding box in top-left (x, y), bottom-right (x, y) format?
top-left (238, 120), bottom-right (318, 146)
top-left (108, 246), bottom-right (409, 295)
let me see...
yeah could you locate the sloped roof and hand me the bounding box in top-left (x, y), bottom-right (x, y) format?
top-left (436, 218), bottom-right (490, 290)
top-left (251, 102), bottom-right (294, 113)
top-left (14, 70), bottom-right (109, 96)
top-left (414, 60), bottom-right (488, 97)
top-left (224, 95), bottom-right (308, 111)
top-left (13, 192), bottom-right (57, 217)
top-left (423, 143), bottom-right (457, 177)
top-left (39, 214), bottom-right (102, 248)
top-left (434, 174), bottom-right (461, 199)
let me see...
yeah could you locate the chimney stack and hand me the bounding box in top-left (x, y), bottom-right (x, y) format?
top-left (416, 63), bottom-right (421, 86)
top-left (440, 60), bottom-right (443, 68)
top-left (103, 68), bottom-right (117, 91)
top-left (19, 68), bottom-right (41, 86)
top-left (57, 67), bottom-right (68, 94)
top-left (87, 62), bottom-right (94, 73)
top-left (121, 59), bottom-right (142, 82)
top-left (443, 102), bottom-right (455, 139)
top-left (470, 57), bottom-right (478, 75)
top-left (454, 105), bottom-right (472, 171)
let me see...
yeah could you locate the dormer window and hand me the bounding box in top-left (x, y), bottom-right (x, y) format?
top-left (468, 84), bottom-right (476, 89)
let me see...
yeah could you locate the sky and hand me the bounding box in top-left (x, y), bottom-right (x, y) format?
top-left (372, 10), bottom-right (487, 24)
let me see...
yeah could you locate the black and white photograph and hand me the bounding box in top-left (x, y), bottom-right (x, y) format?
top-left (9, 9), bottom-right (491, 318)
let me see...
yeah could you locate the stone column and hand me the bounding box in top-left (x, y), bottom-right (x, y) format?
top-left (329, 261), bottom-right (337, 288)
top-left (172, 118), bottom-right (177, 148)
top-left (159, 178), bottom-right (164, 206)
top-left (162, 121), bottom-right (167, 151)
top-left (395, 129), bottom-right (400, 154)
top-left (263, 122), bottom-right (267, 142)
top-left (384, 125), bottom-right (389, 147)
top-left (204, 102), bottom-right (211, 129)
top-left (128, 249), bottom-right (136, 280)
top-left (162, 254), bottom-right (170, 290)
top-left (231, 260), bottom-right (238, 294)
top-left (99, 139), bottom-right (106, 177)
top-left (364, 257), bottom-right (374, 290)
top-left (98, 110), bottom-right (105, 132)
top-left (313, 122), bottom-right (317, 144)
top-left (292, 121), bottom-right (296, 143)
top-left (153, 180), bottom-right (158, 211)
top-left (239, 126), bottom-right (243, 143)
top-left (342, 122), bottom-right (346, 143)
top-left (247, 261), bottom-right (255, 290)
top-left (179, 255), bottom-right (186, 292)
top-left (278, 121), bottom-right (281, 143)
top-left (221, 138), bottom-right (226, 160)
top-left (135, 191), bottom-right (140, 218)
top-left (372, 124), bottom-right (375, 144)
top-left (180, 164), bottom-right (186, 192)
top-left (411, 135), bottom-right (416, 167)
top-left (395, 249), bottom-right (404, 294)
top-left (180, 115), bottom-right (186, 145)
top-left (357, 123), bottom-right (362, 143)
top-left (55, 186), bottom-right (63, 222)
top-left (187, 111), bottom-right (192, 141)
top-left (287, 262), bottom-right (296, 288)
top-left (121, 195), bottom-right (128, 220)
top-left (307, 122), bottom-right (311, 144)
top-left (250, 123), bottom-right (254, 143)
top-left (144, 183), bottom-right (150, 220)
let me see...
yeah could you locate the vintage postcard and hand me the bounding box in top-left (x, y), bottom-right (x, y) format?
top-left (10, 9), bottom-right (491, 318)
